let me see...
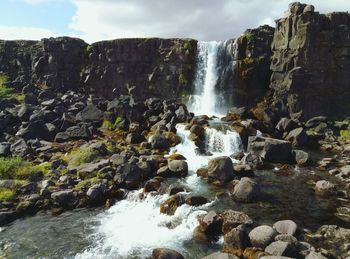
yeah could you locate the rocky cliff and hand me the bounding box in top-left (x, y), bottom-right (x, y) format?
top-left (270, 2), bottom-right (350, 120)
top-left (0, 37), bottom-right (197, 100)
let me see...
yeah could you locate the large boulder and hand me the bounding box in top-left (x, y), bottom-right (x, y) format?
top-left (248, 225), bottom-right (277, 248)
top-left (167, 160), bottom-right (188, 177)
top-left (16, 120), bottom-right (52, 141)
top-left (264, 241), bottom-right (296, 257)
top-left (207, 156), bottom-right (234, 182)
top-left (223, 225), bottom-right (250, 252)
top-left (232, 177), bottom-right (260, 202)
top-left (273, 220), bottom-right (298, 236)
top-left (201, 252), bottom-right (239, 259)
top-left (247, 136), bottom-right (292, 163)
top-left (285, 127), bottom-right (308, 147)
top-left (221, 210), bottom-right (253, 234)
top-left (76, 104), bottom-right (103, 123)
top-left (54, 124), bottom-right (92, 142)
top-left (152, 248), bottom-right (184, 259)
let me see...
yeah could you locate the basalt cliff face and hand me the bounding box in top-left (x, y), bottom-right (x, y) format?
top-left (0, 2), bottom-right (349, 120)
top-left (270, 2), bottom-right (350, 120)
top-left (0, 37), bottom-right (197, 100)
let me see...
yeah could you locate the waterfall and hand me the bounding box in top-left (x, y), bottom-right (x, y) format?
top-left (188, 40), bottom-right (236, 117)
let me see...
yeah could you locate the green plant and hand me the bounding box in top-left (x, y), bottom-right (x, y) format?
top-left (242, 57), bottom-right (255, 66)
top-left (0, 73), bottom-right (25, 102)
top-left (102, 119), bottom-right (114, 130)
top-left (113, 116), bottom-right (123, 128)
top-left (239, 31), bottom-right (254, 45)
top-left (64, 147), bottom-right (99, 167)
top-left (340, 128), bottom-right (350, 141)
top-left (0, 188), bottom-right (15, 202)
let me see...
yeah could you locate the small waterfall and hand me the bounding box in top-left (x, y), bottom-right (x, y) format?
top-left (188, 40), bottom-right (237, 117)
top-left (205, 127), bottom-right (242, 155)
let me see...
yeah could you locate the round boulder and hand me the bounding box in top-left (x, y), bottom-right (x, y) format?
top-left (248, 225), bottom-right (277, 248)
top-left (208, 156), bottom-right (234, 182)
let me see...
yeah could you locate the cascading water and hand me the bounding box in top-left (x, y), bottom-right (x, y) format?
top-left (77, 124), bottom-right (242, 259)
top-left (188, 40), bottom-right (236, 116)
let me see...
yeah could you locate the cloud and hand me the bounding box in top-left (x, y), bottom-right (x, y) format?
top-left (0, 25), bottom-right (58, 40)
top-left (68, 0), bottom-right (350, 43)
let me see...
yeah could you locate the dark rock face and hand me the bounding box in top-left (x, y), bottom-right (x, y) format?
top-left (270, 3), bottom-right (350, 120)
top-left (0, 37), bottom-right (197, 100)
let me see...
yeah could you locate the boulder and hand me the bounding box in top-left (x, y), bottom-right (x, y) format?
top-left (76, 104), bottom-right (103, 123)
top-left (314, 180), bottom-right (336, 197)
top-left (185, 196), bottom-right (208, 206)
top-left (51, 190), bottom-right (77, 206)
top-left (16, 120), bottom-right (51, 141)
top-left (150, 132), bottom-right (171, 150)
top-left (249, 225), bottom-right (277, 248)
top-left (198, 211), bottom-right (223, 238)
top-left (223, 225), bottom-right (250, 251)
top-left (167, 160), bottom-right (188, 177)
top-left (152, 248), bottom-right (184, 259)
top-left (232, 177), bottom-right (260, 202)
top-left (285, 127), bottom-right (308, 147)
top-left (207, 156), bottom-right (234, 182)
top-left (275, 118), bottom-right (298, 132)
top-left (273, 220), bottom-right (298, 236)
top-left (264, 241), bottom-right (296, 257)
top-left (221, 210), bottom-right (253, 234)
top-left (201, 252), bottom-right (239, 259)
top-left (87, 183), bottom-right (107, 202)
top-left (0, 142), bottom-right (11, 156)
top-left (54, 124), bottom-right (92, 142)
top-left (305, 252), bottom-right (327, 259)
top-left (247, 136), bottom-right (292, 163)
top-left (160, 194), bottom-right (185, 215)
top-left (292, 149), bottom-right (311, 166)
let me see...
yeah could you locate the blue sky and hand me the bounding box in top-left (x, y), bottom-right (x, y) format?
top-left (0, 0), bottom-right (349, 43)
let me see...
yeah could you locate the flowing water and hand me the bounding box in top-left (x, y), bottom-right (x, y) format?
top-left (0, 41), bottom-right (346, 258)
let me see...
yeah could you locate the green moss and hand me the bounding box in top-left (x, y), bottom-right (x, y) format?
top-left (86, 45), bottom-right (93, 53)
top-left (0, 73), bottom-right (25, 102)
top-left (113, 116), bottom-right (123, 128)
top-left (340, 128), bottom-right (350, 141)
top-left (64, 147), bottom-right (99, 167)
top-left (242, 57), bottom-right (255, 66)
top-left (75, 177), bottom-right (101, 190)
top-left (0, 188), bottom-right (15, 202)
top-left (102, 119), bottom-right (114, 130)
top-left (183, 41), bottom-right (191, 50)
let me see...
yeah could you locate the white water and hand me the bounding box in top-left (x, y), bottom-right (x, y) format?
top-left (188, 41), bottom-right (221, 116)
top-left (77, 124), bottom-right (242, 259)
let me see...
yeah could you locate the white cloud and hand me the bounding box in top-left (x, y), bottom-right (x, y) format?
top-left (0, 25), bottom-right (58, 40)
top-left (68, 0), bottom-right (350, 43)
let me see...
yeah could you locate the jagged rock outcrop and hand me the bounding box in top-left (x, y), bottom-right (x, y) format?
top-left (0, 37), bottom-right (197, 100)
top-left (270, 2), bottom-right (350, 120)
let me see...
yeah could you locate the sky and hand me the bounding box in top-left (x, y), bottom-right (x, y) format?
top-left (0, 0), bottom-right (349, 43)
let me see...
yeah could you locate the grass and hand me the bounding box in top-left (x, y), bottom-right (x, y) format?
top-left (63, 147), bottom-right (99, 167)
top-left (0, 157), bottom-right (50, 180)
top-left (101, 117), bottom-right (124, 131)
top-left (0, 188), bottom-right (16, 202)
top-left (0, 73), bottom-right (24, 102)
top-left (75, 177), bottom-right (101, 190)
top-left (340, 127), bottom-right (350, 142)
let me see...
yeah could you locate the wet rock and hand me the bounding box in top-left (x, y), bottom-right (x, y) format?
top-left (159, 194), bottom-right (185, 215)
top-left (292, 149), bottom-right (311, 166)
top-left (314, 180), bottom-right (336, 197)
top-left (232, 177), bottom-right (260, 202)
top-left (201, 252), bottom-right (239, 259)
top-left (152, 248), bottom-right (184, 259)
top-left (221, 210), bottom-right (253, 234)
top-left (198, 211), bottom-right (223, 238)
top-left (273, 220), bottom-right (298, 236)
top-left (190, 124), bottom-right (205, 140)
top-left (247, 136), bottom-right (292, 164)
top-left (87, 183), bottom-right (107, 203)
top-left (196, 167), bottom-right (208, 177)
top-left (265, 241), bottom-right (296, 257)
top-left (169, 186), bottom-right (185, 195)
top-left (185, 196), bottom-right (208, 206)
top-left (305, 251), bottom-right (327, 259)
top-left (249, 225), bottom-right (277, 248)
top-left (285, 127), bottom-right (308, 147)
top-left (167, 160), bottom-right (188, 177)
top-left (223, 225), bottom-right (250, 253)
top-left (0, 211), bottom-right (18, 226)
top-left (51, 189), bottom-right (77, 206)
top-left (233, 164), bottom-right (255, 177)
top-left (207, 156), bottom-right (234, 182)
top-left (144, 179), bottom-right (161, 192)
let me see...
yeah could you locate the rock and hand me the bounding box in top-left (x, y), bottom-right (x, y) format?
top-left (207, 156), bottom-right (234, 182)
top-left (185, 196), bottom-right (208, 206)
top-left (274, 234), bottom-right (298, 245)
top-left (314, 180), bottom-right (336, 197)
top-left (16, 120), bottom-right (51, 141)
top-left (276, 118), bottom-right (298, 132)
top-left (0, 142), bottom-right (11, 156)
top-left (76, 104), bottom-right (103, 123)
top-left (0, 211), bottom-right (18, 227)
top-left (305, 116), bottom-right (328, 128)
top-left (196, 167), bottom-right (208, 177)
top-left (126, 132), bottom-right (145, 144)
top-left (285, 127), bottom-right (308, 147)
top-left (273, 220), bottom-right (298, 236)
top-left (232, 177), bottom-right (260, 202)
top-left (264, 241), bottom-right (296, 257)
top-left (175, 106), bottom-right (188, 122)
top-left (339, 165), bottom-right (350, 177)
top-left (249, 225), bottom-right (277, 248)
top-left (110, 154), bottom-right (127, 166)
top-left (144, 179), bottom-right (161, 192)
top-left (201, 252), bottom-right (239, 259)
top-left (221, 210), bottom-right (253, 234)
top-left (303, 5), bottom-right (315, 13)
top-left (292, 149), bottom-right (311, 166)
top-left (167, 160), bottom-right (188, 177)
top-left (247, 136), bottom-right (292, 163)
top-left (87, 183), bottom-right (107, 202)
top-left (51, 190), bottom-right (77, 206)
top-left (223, 225), bottom-right (250, 252)
top-left (198, 211), bottom-right (223, 238)
top-left (150, 132), bottom-right (171, 150)
top-left (55, 124), bottom-right (92, 142)
top-left (160, 194), bottom-right (185, 215)
top-left (10, 139), bottom-right (32, 158)
top-left (152, 248), bottom-right (184, 259)
top-left (190, 124), bottom-right (205, 140)
top-left (305, 251), bottom-right (327, 259)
